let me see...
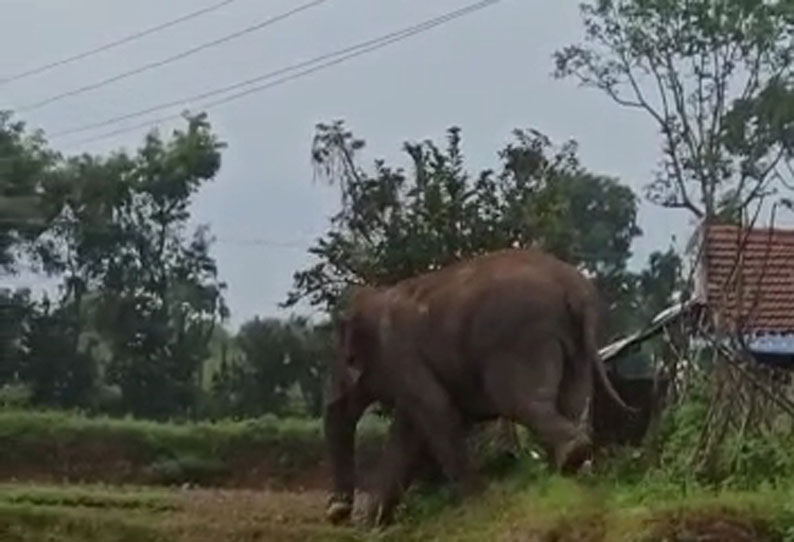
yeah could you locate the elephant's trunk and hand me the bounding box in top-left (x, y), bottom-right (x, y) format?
top-left (324, 390), bottom-right (369, 524)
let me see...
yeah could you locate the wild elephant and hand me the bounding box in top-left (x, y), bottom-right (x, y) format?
top-left (323, 248), bottom-right (633, 526)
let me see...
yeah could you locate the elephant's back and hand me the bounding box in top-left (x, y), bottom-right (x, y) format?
top-left (408, 256), bottom-right (573, 361)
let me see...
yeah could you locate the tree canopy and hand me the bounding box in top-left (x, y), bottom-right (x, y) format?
top-left (286, 120), bottom-right (677, 341)
top-left (1, 113), bottom-right (228, 418)
top-left (554, 0), bottom-right (793, 221)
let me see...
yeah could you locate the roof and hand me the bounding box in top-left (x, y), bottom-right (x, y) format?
top-left (702, 223), bottom-right (794, 336)
top-left (599, 299), bottom-right (700, 364)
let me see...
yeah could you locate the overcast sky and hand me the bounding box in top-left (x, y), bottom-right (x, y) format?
top-left (2, 0), bottom-right (711, 329)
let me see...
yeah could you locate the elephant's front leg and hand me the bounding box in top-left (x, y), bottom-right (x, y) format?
top-left (365, 410), bottom-right (426, 527)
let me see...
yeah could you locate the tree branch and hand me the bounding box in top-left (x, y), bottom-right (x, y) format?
top-left (645, 54), bottom-right (703, 217)
top-left (740, 146), bottom-right (786, 211)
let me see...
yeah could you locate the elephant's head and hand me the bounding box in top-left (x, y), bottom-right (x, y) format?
top-left (324, 286), bottom-right (381, 524)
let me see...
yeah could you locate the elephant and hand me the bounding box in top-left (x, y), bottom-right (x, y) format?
top-left (323, 248), bottom-right (634, 526)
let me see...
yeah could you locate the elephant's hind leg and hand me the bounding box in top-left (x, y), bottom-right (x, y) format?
top-left (396, 361), bottom-right (478, 496)
top-left (366, 410), bottom-right (427, 526)
top-left (483, 339), bottom-right (592, 473)
top-left (558, 352), bottom-right (594, 429)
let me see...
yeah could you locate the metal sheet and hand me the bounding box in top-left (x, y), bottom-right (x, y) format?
top-left (746, 334), bottom-right (794, 355)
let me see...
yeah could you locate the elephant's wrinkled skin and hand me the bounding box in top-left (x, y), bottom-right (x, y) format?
top-left (324, 248), bottom-right (633, 526)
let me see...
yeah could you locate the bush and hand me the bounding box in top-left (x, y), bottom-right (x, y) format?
top-left (144, 455), bottom-right (230, 486)
top-left (0, 384), bottom-right (32, 409)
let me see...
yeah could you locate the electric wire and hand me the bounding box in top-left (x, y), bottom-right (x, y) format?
top-left (14, 0), bottom-right (328, 113)
top-left (51, 3), bottom-right (492, 139)
top-left (0, 0), bottom-right (238, 86)
top-left (59, 0), bottom-right (503, 148)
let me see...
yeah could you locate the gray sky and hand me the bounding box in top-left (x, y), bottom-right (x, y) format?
top-left (2, 0), bottom-right (705, 329)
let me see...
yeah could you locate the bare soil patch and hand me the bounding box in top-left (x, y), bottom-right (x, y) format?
top-left (643, 508), bottom-right (780, 542)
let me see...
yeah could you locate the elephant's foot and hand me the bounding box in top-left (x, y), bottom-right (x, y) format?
top-left (362, 494), bottom-right (396, 529)
top-left (326, 493), bottom-right (353, 525)
top-left (554, 433), bottom-right (592, 474)
top-left (578, 458), bottom-right (594, 477)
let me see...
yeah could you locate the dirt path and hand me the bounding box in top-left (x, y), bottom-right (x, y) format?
top-left (0, 484), bottom-right (359, 542)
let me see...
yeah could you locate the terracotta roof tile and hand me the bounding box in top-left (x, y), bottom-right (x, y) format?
top-left (703, 223), bottom-right (794, 334)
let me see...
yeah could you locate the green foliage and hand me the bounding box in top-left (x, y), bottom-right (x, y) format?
top-left (286, 121), bottom-right (646, 335)
top-left (0, 486), bottom-right (178, 513)
top-left (211, 316), bottom-right (329, 418)
top-left (0, 384), bottom-right (31, 409)
top-left (0, 112), bottom-right (59, 273)
top-left (555, 0), bottom-right (794, 218)
top-left (0, 288), bottom-right (33, 386)
top-left (1, 113), bottom-right (229, 420)
top-left (144, 455), bottom-right (230, 486)
top-left (91, 115), bottom-right (228, 419)
top-left (0, 409), bottom-right (387, 488)
top-left (19, 297), bottom-right (97, 408)
top-left (599, 385), bottom-right (794, 495)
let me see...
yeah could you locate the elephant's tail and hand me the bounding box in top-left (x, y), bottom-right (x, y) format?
top-left (579, 297), bottom-right (637, 414)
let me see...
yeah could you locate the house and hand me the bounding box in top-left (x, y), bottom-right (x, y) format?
top-left (695, 222), bottom-right (794, 367)
top-left (591, 221), bottom-right (794, 445)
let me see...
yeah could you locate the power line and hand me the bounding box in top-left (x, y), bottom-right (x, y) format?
top-left (59, 0), bottom-right (504, 148)
top-left (14, 0), bottom-right (328, 114)
top-left (51, 9), bottom-right (478, 139)
top-left (0, 0), bottom-right (238, 86)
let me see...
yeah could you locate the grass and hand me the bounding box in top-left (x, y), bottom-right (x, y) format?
top-left (0, 409), bottom-right (387, 489)
top-left (0, 475), bottom-right (793, 542)
top-left (379, 474), bottom-right (794, 542)
top-left (2, 407), bottom-right (794, 540)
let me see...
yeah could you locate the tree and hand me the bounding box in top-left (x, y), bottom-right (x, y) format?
top-left (0, 112), bottom-right (60, 273)
top-left (287, 318), bottom-right (333, 417)
top-left (636, 247), bottom-right (685, 320)
top-left (286, 121), bottom-right (642, 342)
top-left (0, 113), bottom-right (228, 418)
top-left (0, 288), bottom-right (32, 387)
top-left (91, 114), bottom-right (229, 419)
top-left (212, 316), bottom-right (329, 418)
top-left (554, 0), bottom-right (793, 220)
top-left (19, 297), bottom-right (97, 408)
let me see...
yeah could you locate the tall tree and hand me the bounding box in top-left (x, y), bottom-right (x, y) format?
top-left (1, 113), bottom-right (228, 417)
top-left (554, 0), bottom-right (794, 220)
top-left (92, 114), bottom-right (229, 419)
top-left (0, 288), bottom-right (32, 387)
top-left (19, 296), bottom-right (97, 408)
top-left (286, 121), bottom-right (642, 341)
top-left (212, 316), bottom-right (329, 417)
